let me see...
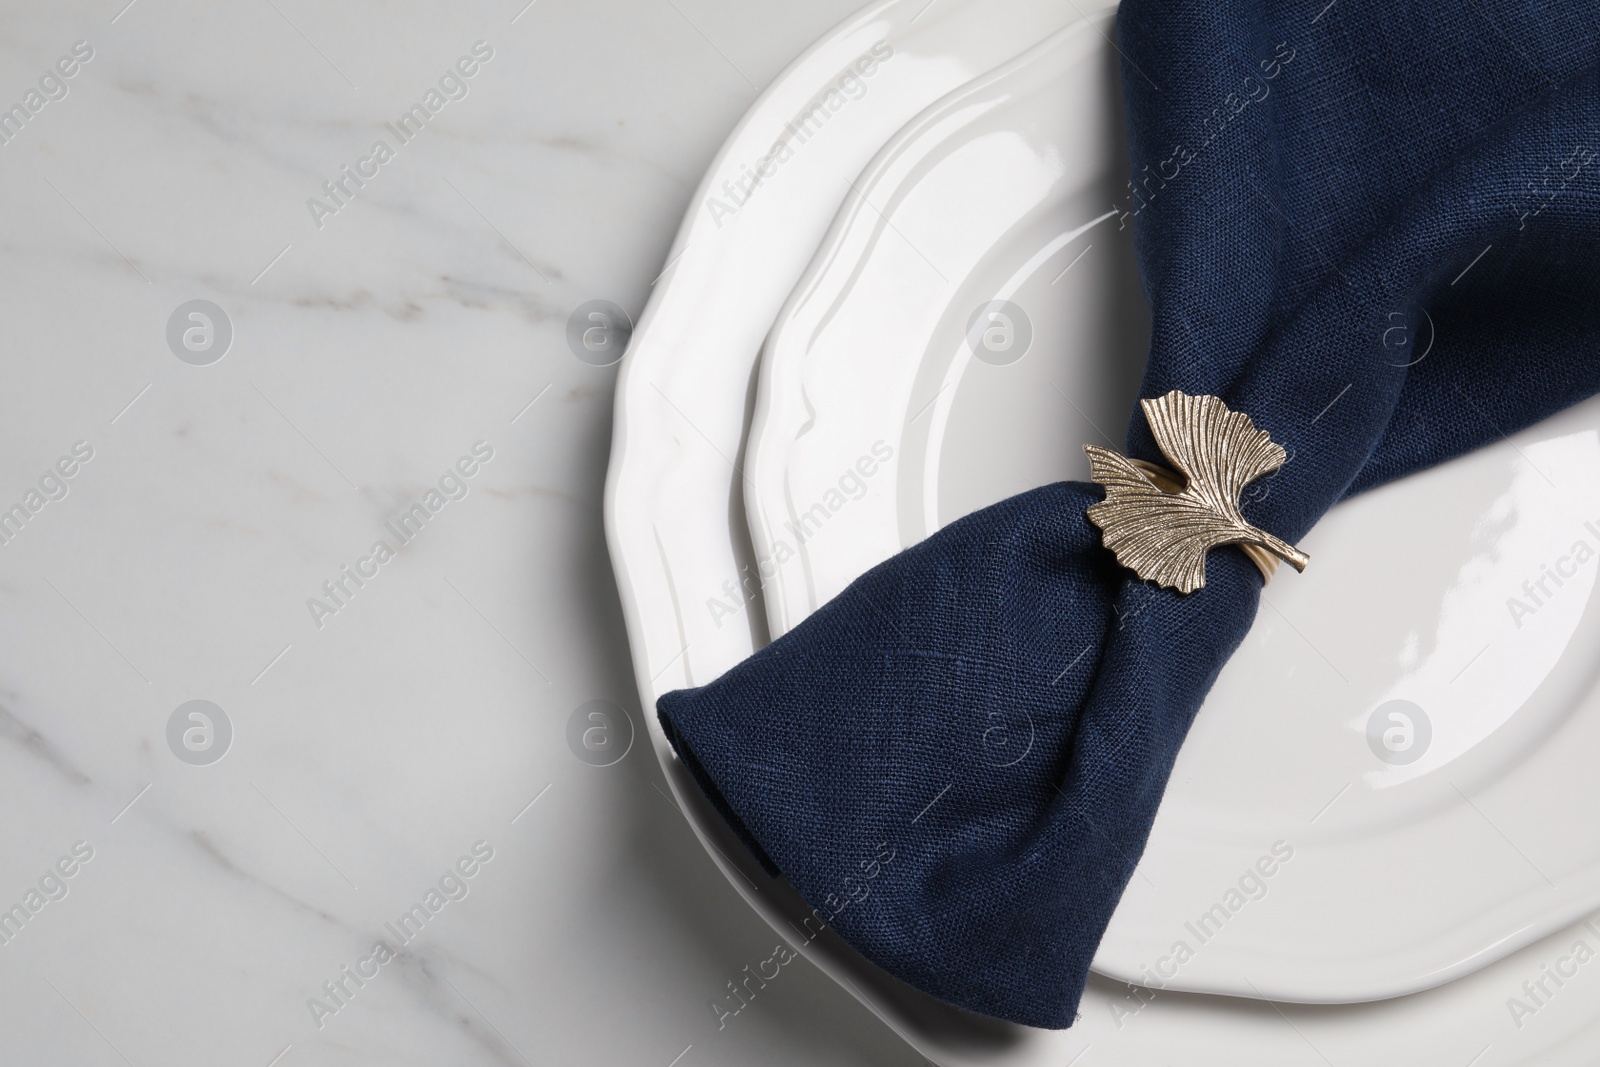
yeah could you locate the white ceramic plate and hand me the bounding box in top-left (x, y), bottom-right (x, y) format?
top-left (741, 7), bottom-right (1600, 1005)
top-left (743, 16), bottom-right (1144, 638)
top-left (606, 0), bottom-right (1600, 1060)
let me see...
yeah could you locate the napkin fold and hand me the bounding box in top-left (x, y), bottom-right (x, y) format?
top-left (658, 0), bottom-right (1600, 1028)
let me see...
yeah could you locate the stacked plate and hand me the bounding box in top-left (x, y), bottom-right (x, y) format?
top-left (605, 1), bottom-right (1600, 1062)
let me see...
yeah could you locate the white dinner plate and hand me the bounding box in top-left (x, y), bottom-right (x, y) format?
top-left (606, 0), bottom-right (1600, 1060)
top-left (741, 4), bottom-right (1600, 1005)
top-left (743, 16), bottom-right (1144, 640)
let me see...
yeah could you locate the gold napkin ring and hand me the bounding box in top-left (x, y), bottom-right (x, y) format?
top-left (1084, 391), bottom-right (1310, 594)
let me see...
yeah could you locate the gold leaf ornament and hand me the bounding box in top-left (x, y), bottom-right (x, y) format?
top-left (1085, 391), bottom-right (1310, 594)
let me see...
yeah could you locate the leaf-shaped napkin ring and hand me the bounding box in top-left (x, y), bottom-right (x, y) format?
top-left (1085, 391), bottom-right (1310, 593)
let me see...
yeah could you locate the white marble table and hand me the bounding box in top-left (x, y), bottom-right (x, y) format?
top-left (0, 1), bottom-right (927, 1063)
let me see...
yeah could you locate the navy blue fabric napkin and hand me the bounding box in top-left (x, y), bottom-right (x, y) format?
top-left (657, 0), bottom-right (1600, 1028)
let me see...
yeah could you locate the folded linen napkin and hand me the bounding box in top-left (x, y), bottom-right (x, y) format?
top-left (658, 0), bottom-right (1600, 1028)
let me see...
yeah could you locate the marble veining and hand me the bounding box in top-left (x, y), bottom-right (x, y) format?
top-left (0, 2), bottom-right (924, 1065)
